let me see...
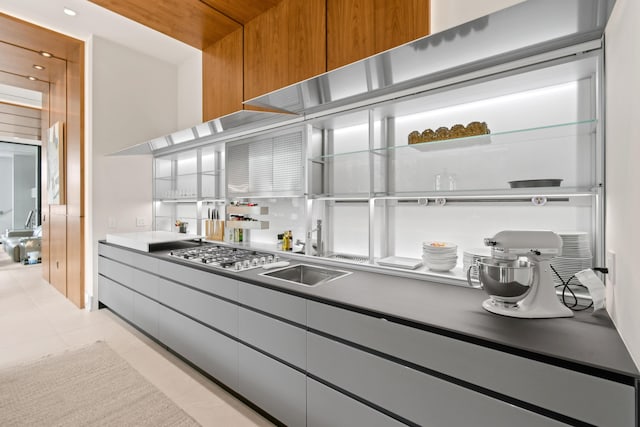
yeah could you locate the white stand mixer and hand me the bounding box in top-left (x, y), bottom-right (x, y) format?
top-left (479, 230), bottom-right (574, 319)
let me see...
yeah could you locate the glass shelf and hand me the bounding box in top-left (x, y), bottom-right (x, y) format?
top-left (202, 169), bottom-right (224, 176)
top-left (309, 119), bottom-right (597, 160)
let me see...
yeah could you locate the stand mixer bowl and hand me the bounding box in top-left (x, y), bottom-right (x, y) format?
top-left (476, 257), bottom-right (535, 304)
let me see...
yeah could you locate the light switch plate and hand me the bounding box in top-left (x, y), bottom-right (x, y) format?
top-left (108, 217), bottom-right (116, 229)
top-left (606, 250), bottom-right (616, 285)
top-left (136, 217), bottom-right (145, 227)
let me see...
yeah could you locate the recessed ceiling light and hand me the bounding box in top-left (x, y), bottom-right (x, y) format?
top-left (33, 65), bottom-right (45, 70)
top-left (40, 51), bottom-right (52, 58)
top-left (63, 7), bottom-right (77, 16)
top-left (27, 76), bottom-right (37, 81)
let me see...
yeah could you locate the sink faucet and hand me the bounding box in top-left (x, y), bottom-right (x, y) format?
top-left (308, 219), bottom-right (323, 257)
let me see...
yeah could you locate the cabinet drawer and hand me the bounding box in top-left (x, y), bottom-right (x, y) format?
top-left (98, 243), bottom-right (158, 273)
top-left (307, 301), bottom-right (635, 427)
top-left (238, 344), bottom-right (306, 427)
top-left (157, 277), bottom-right (238, 337)
top-left (132, 269), bottom-right (158, 299)
top-left (98, 257), bottom-right (133, 287)
top-left (307, 378), bottom-right (405, 427)
top-left (239, 307), bottom-right (306, 369)
top-left (159, 305), bottom-right (238, 390)
top-left (308, 332), bottom-right (565, 427)
top-left (238, 281), bottom-right (306, 325)
top-left (98, 275), bottom-right (133, 320)
top-left (157, 259), bottom-right (238, 301)
top-left (132, 292), bottom-right (159, 338)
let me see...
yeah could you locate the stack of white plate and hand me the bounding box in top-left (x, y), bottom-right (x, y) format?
top-left (423, 241), bottom-right (458, 271)
top-left (463, 248), bottom-right (492, 281)
top-left (551, 232), bottom-right (593, 285)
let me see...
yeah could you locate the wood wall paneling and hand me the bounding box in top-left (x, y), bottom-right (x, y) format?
top-left (89, 0), bottom-right (240, 50)
top-left (65, 44), bottom-right (84, 218)
top-left (41, 205), bottom-right (50, 282)
top-left (202, 28), bottom-right (244, 121)
top-left (49, 211), bottom-right (67, 297)
top-left (199, 0), bottom-right (281, 24)
top-left (373, 0), bottom-right (430, 54)
top-left (66, 215), bottom-right (84, 308)
top-left (327, 0), bottom-right (374, 70)
top-left (244, 0), bottom-right (326, 100)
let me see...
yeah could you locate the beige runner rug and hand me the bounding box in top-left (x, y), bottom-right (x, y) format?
top-left (0, 341), bottom-right (200, 426)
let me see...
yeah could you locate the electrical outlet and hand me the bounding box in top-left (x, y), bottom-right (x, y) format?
top-left (606, 250), bottom-right (616, 285)
top-left (136, 217), bottom-right (145, 227)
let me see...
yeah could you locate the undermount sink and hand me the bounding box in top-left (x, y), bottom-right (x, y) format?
top-left (260, 264), bottom-right (351, 286)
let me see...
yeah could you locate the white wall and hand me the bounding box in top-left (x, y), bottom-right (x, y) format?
top-left (87, 35), bottom-right (200, 309)
top-left (430, 0), bottom-right (524, 33)
top-left (604, 0), bottom-right (640, 368)
top-left (177, 53), bottom-right (202, 129)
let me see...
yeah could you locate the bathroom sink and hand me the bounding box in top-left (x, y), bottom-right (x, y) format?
top-left (260, 264), bottom-right (350, 286)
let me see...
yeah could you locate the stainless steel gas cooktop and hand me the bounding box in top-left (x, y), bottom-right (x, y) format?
top-left (169, 244), bottom-right (279, 272)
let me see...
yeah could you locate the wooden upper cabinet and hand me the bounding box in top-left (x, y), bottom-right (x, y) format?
top-left (373, 0), bottom-right (430, 54)
top-left (328, 0), bottom-right (430, 70)
top-left (203, 28), bottom-right (244, 121)
top-left (327, 0), bottom-right (375, 70)
top-left (244, 0), bottom-right (326, 101)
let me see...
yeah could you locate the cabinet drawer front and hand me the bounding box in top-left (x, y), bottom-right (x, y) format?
top-left (159, 305), bottom-right (238, 390)
top-left (239, 307), bottom-right (306, 369)
top-left (98, 257), bottom-right (133, 287)
top-left (98, 243), bottom-right (157, 273)
top-left (238, 344), bottom-right (306, 427)
top-left (157, 278), bottom-right (238, 337)
top-left (308, 333), bottom-right (565, 427)
top-left (98, 275), bottom-right (133, 320)
top-left (132, 269), bottom-right (158, 299)
top-left (157, 260), bottom-right (238, 301)
top-left (308, 301), bottom-right (635, 427)
top-left (307, 378), bottom-right (405, 427)
top-left (238, 282), bottom-right (306, 325)
top-left (132, 293), bottom-right (159, 338)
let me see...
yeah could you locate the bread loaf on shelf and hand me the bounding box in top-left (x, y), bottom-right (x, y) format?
top-left (408, 121), bottom-right (490, 144)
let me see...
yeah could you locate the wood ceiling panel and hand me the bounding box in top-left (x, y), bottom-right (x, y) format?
top-left (0, 12), bottom-right (83, 60)
top-left (199, 0), bottom-right (281, 24)
top-left (0, 41), bottom-right (66, 84)
top-left (89, 0), bottom-right (241, 49)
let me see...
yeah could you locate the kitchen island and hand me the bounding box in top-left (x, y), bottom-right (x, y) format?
top-left (98, 239), bottom-right (639, 426)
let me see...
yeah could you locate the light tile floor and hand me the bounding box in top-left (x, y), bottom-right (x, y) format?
top-left (0, 250), bottom-right (273, 427)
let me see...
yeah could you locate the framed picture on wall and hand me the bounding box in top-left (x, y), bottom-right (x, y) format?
top-left (47, 121), bottom-right (64, 205)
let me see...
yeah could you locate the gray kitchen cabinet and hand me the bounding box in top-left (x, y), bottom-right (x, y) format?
top-left (158, 305), bottom-right (238, 390)
top-left (98, 275), bottom-right (133, 320)
top-left (157, 258), bottom-right (238, 301)
top-left (157, 276), bottom-right (238, 336)
top-left (238, 343), bottom-right (306, 427)
top-left (307, 300), bottom-right (635, 427)
top-left (132, 268), bottom-right (158, 299)
top-left (98, 257), bottom-right (133, 287)
top-left (238, 281), bottom-right (306, 325)
top-left (132, 292), bottom-right (159, 338)
top-left (238, 306), bottom-right (306, 369)
top-left (98, 243), bottom-right (158, 273)
top-left (307, 332), bottom-right (566, 427)
top-left (307, 378), bottom-right (406, 427)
